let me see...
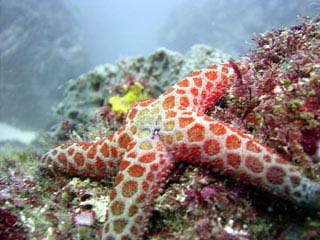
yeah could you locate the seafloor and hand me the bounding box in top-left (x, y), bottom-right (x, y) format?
top-left (0, 17), bottom-right (320, 239)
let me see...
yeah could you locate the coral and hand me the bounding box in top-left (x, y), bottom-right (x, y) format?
top-left (41, 60), bottom-right (320, 239)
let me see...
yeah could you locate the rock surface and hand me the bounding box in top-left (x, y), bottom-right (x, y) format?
top-left (50, 45), bottom-right (230, 141)
top-left (0, 0), bottom-right (88, 128)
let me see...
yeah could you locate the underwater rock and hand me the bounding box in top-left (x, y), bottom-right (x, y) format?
top-left (223, 16), bottom-right (320, 177)
top-left (2, 16), bottom-right (320, 240)
top-left (50, 44), bottom-right (230, 141)
top-left (0, 0), bottom-right (88, 128)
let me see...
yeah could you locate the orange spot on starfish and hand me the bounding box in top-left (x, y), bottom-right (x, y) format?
top-left (139, 153), bottom-right (156, 163)
top-left (205, 70), bottom-right (218, 81)
top-left (131, 225), bottom-right (138, 235)
top-left (266, 166), bottom-right (286, 185)
top-left (180, 96), bottom-right (190, 107)
top-left (142, 181), bottom-right (149, 191)
top-left (127, 151), bottom-right (137, 159)
top-left (57, 153), bottom-right (67, 165)
top-left (226, 153), bottom-right (241, 169)
top-left (179, 117), bottom-right (195, 128)
top-left (74, 152), bottom-right (85, 166)
top-left (110, 189), bottom-right (117, 201)
top-left (96, 156), bottom-right (106, 171)
top-left (162, 96), bottom-right (175, 110)
top-left (226, 134), bottom-right (241, 149)
top-left (114, 173), bottom-right (124, 186)
top-left (111, 201), bottom-right (125, 216)
top-left (187, 123), bottom-right (205, 142)
top-left (113, 219), bottom-right (128, 234)
top-left (210, 123), bottom-right (227, 135)
top-left (128, 108), bottom-right (138, 120)
top-left (146, 172), bottom-right (154, 181)
top-left (87, 145), bottom-right (97, 159)
top-left (150, 164), bottom-right (159, 171)
top-left (246, 140), bottom-right (262, 153)
top-left (206, 81), bottom-right (214, 89)
top-left (189, 70), bottom-right (201, 77)
top-left (139, 99), bottom-right (154, 107)
top-left (164, 120), bottom-right (175, 131)
top-left (119, 160), bottom-right (130, 171)
top-left (263, 155), bottom-right (272, 163)
top-left (166, 135), bottom-right (174, 145)
top-left (203, 139), bottom-right (220, 155)
top-left (128, 164), bottom-right (146, 177)
top-left (176, 89), bottom-right (186, 94)
top-left (193, 77), bottom-right (202, 87)
top-left (111, 147), bottom-right (118, 158)
top-left (122, 180), bottom-right (138, 198)
top-left (236, 172), bottom-right (251, 184)
top-left (100, 143), bottom-right (109, 157)
top-left (212, 157), bottom-right (224, 171)
top-left (165, 110), bottom-right (177, 118)
top-left (86, 162), bottom-right (94, 172)
top-left (118, 133), bottom-right (132, 149)
top-left (139, 141), bottom-right (152, 150)
top-left (245, 156), bottom-right (264, 173)
top-left (128, 204), bottom-right (138, 217)
top-left (67, 148), bottom-right (74, 156)
top-left (221, 73), bottom-right (228, 82)
top-left (207, 64), bottom-right (218, 70)
top-left (191, 87), bottom-right (199, 96)
top-left (130, 126), bottom-right (137, 135)
top-left (136, 193), bottom-right (146, 203)
top-left (108, 160), bottom-right (114, 168)
top-left (177, 78), bottom-right (189, 87)
top-left (175, 131), bottom-right (184, 141)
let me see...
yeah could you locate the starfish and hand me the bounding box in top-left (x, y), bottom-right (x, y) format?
top-left (41, 60), bottom-right (320, 239)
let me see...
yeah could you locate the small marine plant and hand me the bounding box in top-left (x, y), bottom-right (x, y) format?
top-left (99, 75), bottom-right (151, 122)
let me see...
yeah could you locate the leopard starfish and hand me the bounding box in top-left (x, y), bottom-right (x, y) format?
top-left (41, 60), bottom-right (320, 239)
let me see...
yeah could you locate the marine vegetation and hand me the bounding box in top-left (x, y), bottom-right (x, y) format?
top-left (223, 16), bottom-right (320, 175)
top-left (41, 58), bottom-right (320, 239)
top-left (101, 75), bottom-right (151, 122)
top-left (1, 16), bottom-right (319, 240)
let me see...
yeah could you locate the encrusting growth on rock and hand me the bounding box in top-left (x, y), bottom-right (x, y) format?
top-left (41, 60), bottom-right (320, 239)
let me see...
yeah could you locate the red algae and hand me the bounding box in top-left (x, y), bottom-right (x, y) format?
top-left (211, 17), bottom-right (320, 179)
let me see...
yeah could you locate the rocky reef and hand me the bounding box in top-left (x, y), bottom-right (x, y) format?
top-left (49, 45), bottom-right (230, 142)
top-left (1, 17), bottom-right (320, 239)
top-left (218, 16), bottom-right (320, 179)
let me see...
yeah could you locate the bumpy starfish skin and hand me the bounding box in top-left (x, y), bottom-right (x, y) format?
top-left (41, 61), bottom-right (320, 239)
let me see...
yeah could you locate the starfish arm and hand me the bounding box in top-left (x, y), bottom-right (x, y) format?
top-left (101, 140), bottom-right (172, 239)
top-left (166, 112), bottom-right (320, 208)
top-left (40, 60), bottom-right (319, 239)
top-left (159, 61), bottom-right (246, 114)
top-left (40, 126), bottom-right (130, 179)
